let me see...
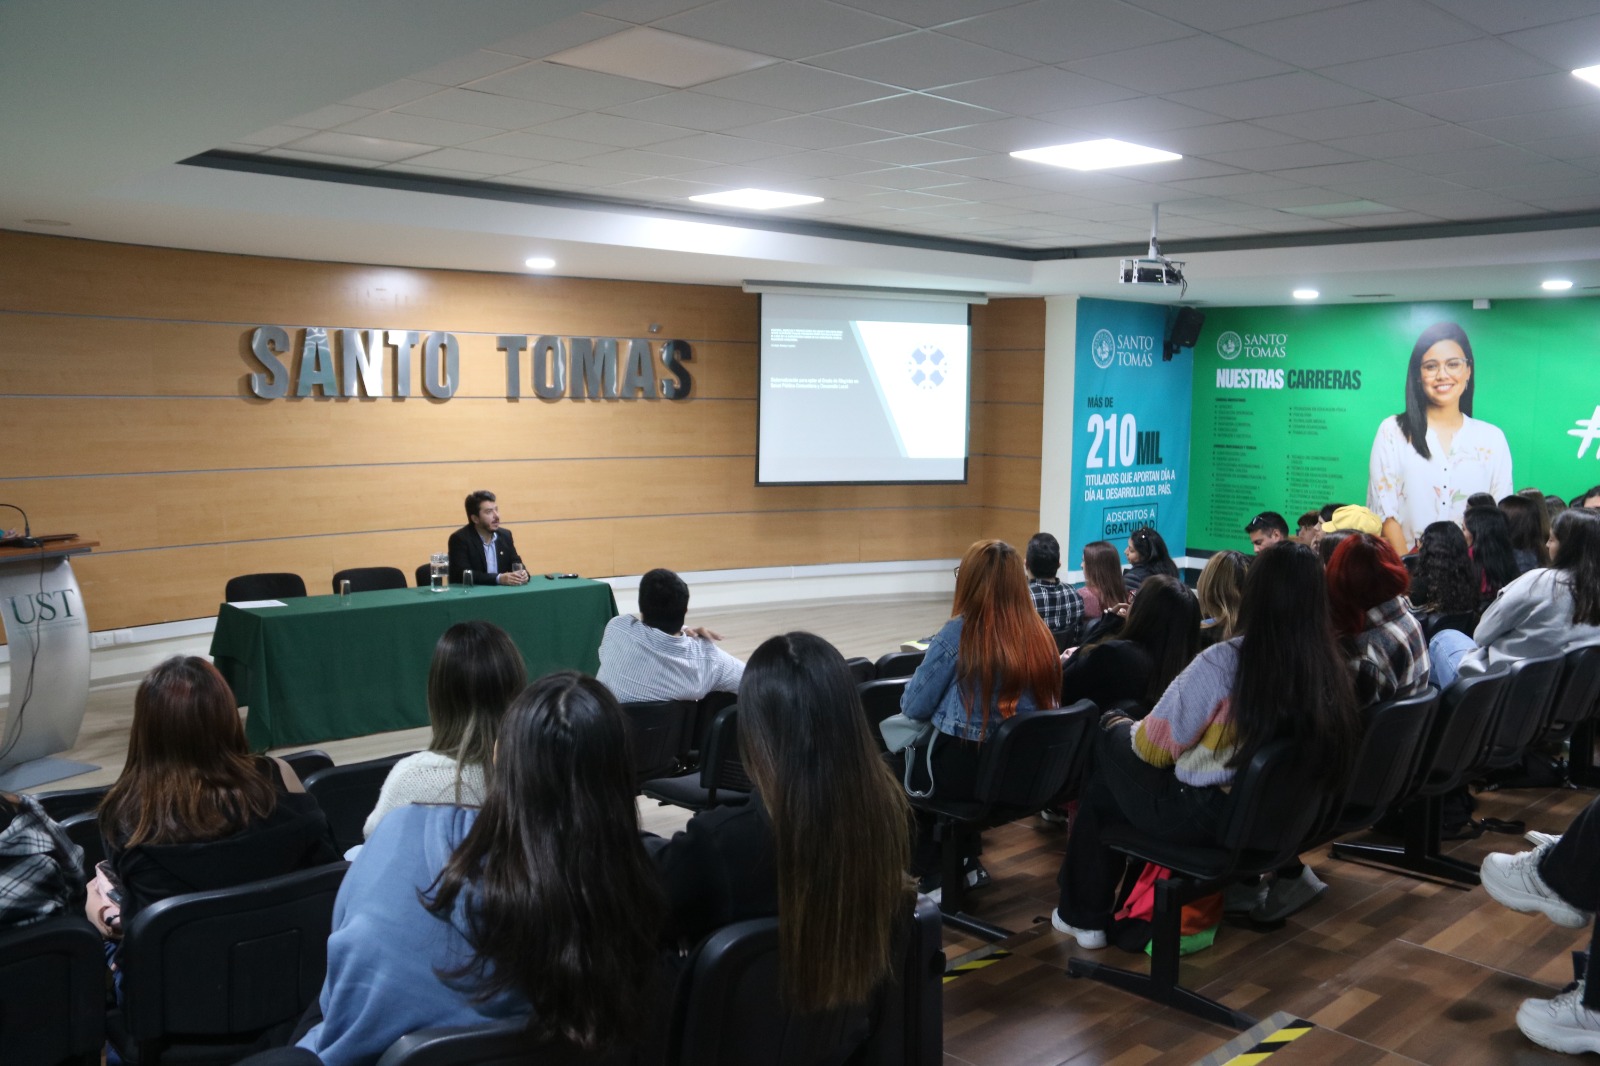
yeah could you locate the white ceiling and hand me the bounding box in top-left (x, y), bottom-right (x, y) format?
top-left (5, 0), bottom-right (1600, 304)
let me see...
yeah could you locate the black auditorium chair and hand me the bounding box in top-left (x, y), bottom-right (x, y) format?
top-left (279, 748), bottom-right (334, 782)
top-left (1479, 653), bottom-right (1565, 772)
top-left (1067, 738), bottom-right (1338, 1030)
top-left (1538, 645), bottom-right (1600, 789)
top-left (874, 650), bottom-right (925, 680)
top-left (682, 690), bottom-right (737, 771)
top-left (331, 566), bottom-right (408, 594)
top-left (110, 862), bottom-right (349, 1066)
top-left (674, 896), bottom-right (944, 1066)
top-left (414, 563), bottom-right (431, 588)
top-left (60, 810), bottom-right (106, 870)
top-left (303, 752), bottom-right (416, 853)
top-left (910, 702), bottom-right (1097, 940)
top-left (1301, 688), bottom-right (1438, 852)
top-left (1050, 628), bottom-right (1074, 654)
top-left (1331, 671), bottom-right (1508, 885)
top-left (620, 700), bottom-right (693, 785)
top-left (0, 914), bottom-right (105, 1066)
top-left (641, 705), bottom-right (750, 812)
top-left (375, 1020), bottom-right (635, 1066)
top-left (844, 656), bottom-right (876, 684)
top-left (33, 783), bottom-right (109, 821)
top-left (224, 572), bottom-right (307, 602)
top-left (858, 677), bottom-right (910, 753)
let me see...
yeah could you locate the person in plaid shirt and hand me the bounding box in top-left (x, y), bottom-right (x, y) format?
top-left (1327, 533), bottom-right (1430, 708)
top-left (1026, 533), bottom-right (1085, 643)
top-left (0, 791), bottom-right (84, 928)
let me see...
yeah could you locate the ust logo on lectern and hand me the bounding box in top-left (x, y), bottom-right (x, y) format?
top-left (6, 588), bottom-right (78, 627)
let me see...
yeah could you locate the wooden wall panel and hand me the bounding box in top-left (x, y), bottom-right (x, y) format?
top-left (1, 231), bottom-right (1045, 632)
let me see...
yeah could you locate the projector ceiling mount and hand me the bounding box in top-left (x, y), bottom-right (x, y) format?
top-left (1119, 203), bottom-right (1187, 296)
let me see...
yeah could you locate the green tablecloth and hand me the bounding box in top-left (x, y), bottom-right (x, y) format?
top-left (210, 579), bottom-right (617, 750)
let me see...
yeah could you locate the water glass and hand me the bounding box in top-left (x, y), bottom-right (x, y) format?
top-left (462, 569), bottom-right (474, 589)
top-left (339, 579), bottom-right (352, 605)
top-left (430, 551), bottom-right (448, 593)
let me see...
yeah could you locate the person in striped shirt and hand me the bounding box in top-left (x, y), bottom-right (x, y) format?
top-left (1051, 542), bottom-right (1360, 948)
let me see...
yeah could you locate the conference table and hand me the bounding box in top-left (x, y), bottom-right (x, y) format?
top-left (210, 578), bottom-right (617, 750)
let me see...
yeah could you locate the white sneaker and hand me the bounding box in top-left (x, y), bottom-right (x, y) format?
top-left (1481, 848), bottom-right (1592, 929)
top-left (1526, 830), bottom-right (1562, 848)
top-left (1251, 867), bottom-right (1328, 923)
top-left (1050, 909), bottom-right (1107, 949)
top-left (1518, 985), bottom-right (1600, 1055)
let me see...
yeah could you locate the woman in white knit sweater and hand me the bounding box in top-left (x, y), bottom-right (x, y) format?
top-left (363, 620), bottom-right (528, 840)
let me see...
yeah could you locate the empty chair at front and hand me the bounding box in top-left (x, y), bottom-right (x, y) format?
top-left (225, 572), bottom-right (307, 602)
top-left (331, 566), bottom-right (408, 594)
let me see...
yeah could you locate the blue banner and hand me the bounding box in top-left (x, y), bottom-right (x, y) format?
top-left (1067, 297), bottom-right (1193, 567)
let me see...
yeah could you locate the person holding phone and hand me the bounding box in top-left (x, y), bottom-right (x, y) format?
top-left (1368, 322), bottom-right (1512, 555)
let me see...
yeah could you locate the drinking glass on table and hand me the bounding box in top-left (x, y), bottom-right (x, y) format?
top-left (429, 552), bottom-right (448, 592)
top-left (462, 569), bottom-right (474, 589)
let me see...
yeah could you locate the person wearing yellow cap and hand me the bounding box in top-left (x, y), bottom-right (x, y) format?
top-left (1322, 505), bottom-right (1383, 538)
top-left (1367, 322), bottom-right (1512, 557)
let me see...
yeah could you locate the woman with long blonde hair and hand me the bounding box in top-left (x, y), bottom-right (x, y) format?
top-left (900, 539), bottom-right (1061, 889)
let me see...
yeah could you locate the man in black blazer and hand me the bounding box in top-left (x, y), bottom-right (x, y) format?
top-left (447, 490), bottom-right (529, 586)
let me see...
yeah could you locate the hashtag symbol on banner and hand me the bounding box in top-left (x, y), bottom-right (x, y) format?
top-left (1572, 405), bottom-right (1600, 459)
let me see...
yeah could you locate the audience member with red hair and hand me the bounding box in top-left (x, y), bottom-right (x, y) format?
top-left (1326, 533), bottom-right (1431, 708)
top-left (900, 539), bottom-right (1061, 891)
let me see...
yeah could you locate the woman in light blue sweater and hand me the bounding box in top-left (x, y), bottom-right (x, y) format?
top-left (297, 672), bottom-right (664, 1066)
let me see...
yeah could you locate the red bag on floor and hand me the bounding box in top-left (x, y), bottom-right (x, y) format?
top-left (1112, 862), bottom-right (1222, 953)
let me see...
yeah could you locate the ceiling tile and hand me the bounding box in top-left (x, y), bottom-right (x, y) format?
top-left (578, 148), bottom-right (711, 175)
top-left (336, 112), bottom-right (505, 147)
top-left (281, 132), bottom-right (434, 163)
top-left (723, 114), bottom-right (894, 148)
top-left (1426, 0), bottom-right (1600, 34)
top-left (528, 113), bottom-right (690, 147)
top-left (1254, 100), bottom-right (1438, 140)
top-left (932, 66), bottom-right (1139, 115)
top-left (1321, 124), bottom-right (1499, 158)
top-left (1518, 132), bottom-right (1600, 162)
top-left (1268, 159), bottom-right (1419, 186)
top-left (1151, 121), bottom-right (1300, 155)
top-left (1447, 160), bottom-right (1596, 190)
top-left (1503, 15), bottom-right (1600, 68)
top-left (1317, 175), bottom-right (1472, 200)
top-left (1063, 35), bottom-right (1295, 94)
top-left (1463, 105), bottom-right (1600, 145)
top-left (1400, 74), bottom-right (1600, 123)
top-left (507, 162), bottom-right (640, 187)
top-left (397, 89), bottom-right (577, 130)
top-left (656, 0), bottom-right (913, 61)
top-left (1120, 0), bottom-right (1354, 34)
top-left (1233, 187), bottom-right (1386, 209)
top-left (695, 62), bottom-right (899, 110)
top-left (1219, 0), bottom-right (1481, 69)
top-left (1516, 191), bottom-right (1600, 211)
top-left (837, 166), bottom-right (966, 189)
top-left (1034, 97), bottom-right (1229, 136)
top-left (471, 62), bottom-right (670, 109)
top-left (587, 0), bottom-right (716, 22)
top-left (485, 14), bottom-right (633, 59)
top-left (601, 91), bottom-right (796, 131)
top-left (1166, 172), bottom-right (1305, 196)
top-left (760, 149), bottom-right (892, 176)
top-left (644, 130), bottom-right (794, 161)
top-left (280, 105), bottom-right (374, 130)
top-left (605, 176), bottom-right (723, 198)
top-left (1392, 144), bottom-right (1544, 177)
top-left (1317, 39), bottom-right (1555, 99)
top-left (1209, 142), bottom-right (1363, 171)
top-left (1167, 72), bottom-right (1371, 121)
top-left (828, 0), bottom-right (1028, 29)
top-left (942, 0), bottom-right (1193, 63)
top-left (392, 147), bottom-right (540, 175)
top-left (923, 117), bottom-right (1096, 152)
top-left (807, 30), bottom-right (1032, 89)
top-left (456, 131), bottom-right (612, 161)
top-left (340, 79), bottom-right (440, 111)
top-left (414, 49), bottom-right (529, 87)
top-left (821, 92), bottom-right (1007, 134)
top-left (818, 136), bottom-right (981, 165)
top-left (231, 124), bottom-right (318, 148)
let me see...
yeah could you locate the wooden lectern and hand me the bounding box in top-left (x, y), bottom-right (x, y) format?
top-left (0, 537), bottom-right (99, 790)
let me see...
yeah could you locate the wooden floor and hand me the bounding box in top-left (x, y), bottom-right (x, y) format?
top-left (20, 593), bottom-right (1596, 1064)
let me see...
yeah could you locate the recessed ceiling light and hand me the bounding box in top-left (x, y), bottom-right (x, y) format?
top-left (1292, 289), bottom-right (1320, 300)
top-left (1574, 65), bottom-right (1600, 88)
top-left (688, 189), bottom-right (823, 210)
top-left (524, 257), bottom-right (556, 270)
top-left (1010, 138), bottom-right (1181, 171)
top-left (1542, 278), bottom-right (1574, 291)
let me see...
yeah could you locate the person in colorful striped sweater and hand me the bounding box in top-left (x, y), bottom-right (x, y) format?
top-left (1051, 541), bottom-right (1361, 948)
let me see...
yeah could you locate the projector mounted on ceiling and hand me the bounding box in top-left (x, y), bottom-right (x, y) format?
top-left (1120, 203), bottom-right (1186, 296)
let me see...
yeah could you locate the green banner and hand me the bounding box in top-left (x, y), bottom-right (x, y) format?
top-left (1187, 298), bottom-right (1600, 553)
